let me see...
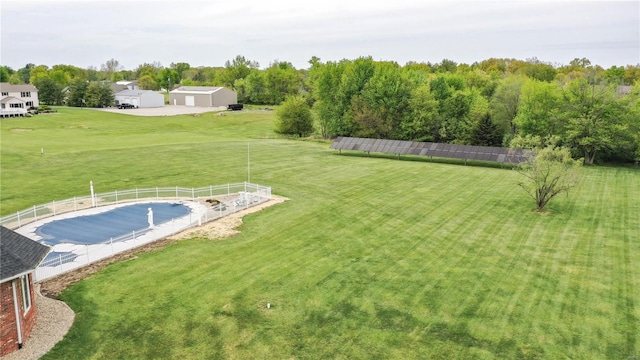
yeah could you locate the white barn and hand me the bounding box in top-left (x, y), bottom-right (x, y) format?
top-left (114, 90), bottom-right (164, 108)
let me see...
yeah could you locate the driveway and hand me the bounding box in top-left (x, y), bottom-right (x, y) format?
top-left (98, 105), bottom-right (227, 116)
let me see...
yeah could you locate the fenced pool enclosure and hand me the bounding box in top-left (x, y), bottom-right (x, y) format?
top-left (1, 183), bottom-right (272, 282)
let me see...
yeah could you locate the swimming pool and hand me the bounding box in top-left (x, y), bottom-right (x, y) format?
top-left (36, 202), bottom-right (191, 246)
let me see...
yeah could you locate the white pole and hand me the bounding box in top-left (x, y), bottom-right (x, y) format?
top-left (90, 181), bottom-right (96, 207)
top-left (248, 142), bottom-right (250, 183)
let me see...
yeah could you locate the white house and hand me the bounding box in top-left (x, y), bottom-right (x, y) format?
top-left (114, 90), bottom-right (164, 108)
top-left (0, 83), bottom-right (39, 117)
top-left (169, 86), bottom-right (237, 107)
top-left (115, 80), bottom-right (139, 90)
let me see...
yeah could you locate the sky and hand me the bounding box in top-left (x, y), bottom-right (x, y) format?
top-left (1, 0), bottom-right (638, 71)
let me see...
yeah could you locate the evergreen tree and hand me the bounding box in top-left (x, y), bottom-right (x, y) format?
top-left (470, 113), bottom-right (503, 147)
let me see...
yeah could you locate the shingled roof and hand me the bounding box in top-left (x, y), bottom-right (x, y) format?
top-left (1, 226), bottom-right (50, 282)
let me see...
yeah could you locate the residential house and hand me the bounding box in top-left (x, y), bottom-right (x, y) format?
top-left (0, 226), bottom-right (51, 357)
top-left (0, 83), bottom-right (39, 117)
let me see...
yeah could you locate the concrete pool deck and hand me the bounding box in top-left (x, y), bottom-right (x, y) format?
top-left (15, 200), bottom-right (208, 281)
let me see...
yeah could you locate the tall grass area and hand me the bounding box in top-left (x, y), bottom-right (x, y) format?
top-left (2, 108), bottom-right (639, 359)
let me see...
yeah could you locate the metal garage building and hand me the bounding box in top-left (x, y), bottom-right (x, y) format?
top-left (114, 90), bottom-right (165, 108)
top-left (169, 86), bottom-right (237, 107)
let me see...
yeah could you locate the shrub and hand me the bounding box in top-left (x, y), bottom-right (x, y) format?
top-left (275, 95), bottom-right (314, 137)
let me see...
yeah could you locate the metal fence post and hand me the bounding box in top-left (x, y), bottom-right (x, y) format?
top-left (33, 205), bottom-right (37, 221)
top-left (17, 211), bottom-right (21, 228)
top-left (156, 187), bottom-right (159, 199)
top-left (53, 200), bottom-right (56, 215)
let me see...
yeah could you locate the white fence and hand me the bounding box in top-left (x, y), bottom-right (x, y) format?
top-left (1, 182), bottom-right (270, 229)
top-left (0, 183), bottom-right (271, 282)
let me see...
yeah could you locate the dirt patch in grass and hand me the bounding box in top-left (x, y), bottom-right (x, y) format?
top-left (39, 195), bottom-right (288, 298)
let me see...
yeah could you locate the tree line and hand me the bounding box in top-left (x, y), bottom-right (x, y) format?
top-left (1, 56), bottom-right (639, 163)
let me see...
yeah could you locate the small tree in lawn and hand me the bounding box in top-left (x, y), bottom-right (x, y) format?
top-left (275, 95), bottom-right (314, 137)
top-left (516, 146), bottom-right (582, 212)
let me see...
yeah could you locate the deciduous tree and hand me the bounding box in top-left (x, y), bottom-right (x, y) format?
top-left (351, 62), bottom-right (411, 139)
top-left (138, 75), bottom-right (159, 90)
top-left (562, 78), bottom-right (628, 164)
top-left (401, 84), bottom-right (439, 141)
top-left (490, 75), bottom-right (524, 135)
top-left (0, 66), bottom-right (14, 82)
top-left (516, 146), bottom-right (582, 212)
top-left (157, 68), bottom-right (180, 92)
top-left (33, 77), bottom-right (63, 105)
top-left (514, 79), bottom-right (563, 138)
top-left (67, 79), bottom-right (89, 107)
top-left (85, 82), bottom-right (114, 108)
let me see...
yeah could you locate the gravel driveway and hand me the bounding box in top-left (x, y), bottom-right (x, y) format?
top-left (97, 105), bottom-right (227, 116)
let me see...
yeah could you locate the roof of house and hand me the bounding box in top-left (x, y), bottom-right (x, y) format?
top-left (170, 86), bottom-right (226, 95)
top-left (0, 83), bottom-right (38, 92)
top-left (109, 83), bottom-right (128, 93)
top-left (0, 96), bottom-right (26, 104)
top-left (1, 226), bottom-right (51, 282)
top-left (115, 89), bottom-right (162, 96)
top-left (116, 80), bottom-right (138, 86)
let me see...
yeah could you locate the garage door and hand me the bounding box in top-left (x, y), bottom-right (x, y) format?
top-left (185, 96), bottom-right (195, 107)
top-left (132, 98), bottom-right (139, 107)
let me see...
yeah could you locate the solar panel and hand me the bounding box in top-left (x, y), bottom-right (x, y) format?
top-left (331, 137), bottom-right (529, 164)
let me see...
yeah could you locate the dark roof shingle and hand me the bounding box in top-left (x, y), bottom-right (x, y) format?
top-left (1, 226), bottom-right (50, 282)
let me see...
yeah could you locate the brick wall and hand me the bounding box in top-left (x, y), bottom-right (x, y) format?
top-left (0, 274), bottom-right (39, 358)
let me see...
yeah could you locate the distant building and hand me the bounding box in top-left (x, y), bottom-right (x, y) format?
top-left (0, 226), bottom-right (51, 357)
top-left (169, 86), bottom-right (237, 107)
top-left (0, 83), bottom-right (39, 117)
top-left (114, 90), bottom-right (165, 108)
top-left (115, 80), bottom-right (139, 90)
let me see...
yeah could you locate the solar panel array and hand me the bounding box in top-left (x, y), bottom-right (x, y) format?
top-left (330, 137), bottom-right (530, 164)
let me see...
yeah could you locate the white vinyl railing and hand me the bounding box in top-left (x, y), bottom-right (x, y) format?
top-left (0, 183), bottom-right (271, 282)
top-left (0, 182), bottom-right (270, 229)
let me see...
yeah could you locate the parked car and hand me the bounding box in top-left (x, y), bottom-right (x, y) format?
top-left (118, 103), bottom-right (136, 109)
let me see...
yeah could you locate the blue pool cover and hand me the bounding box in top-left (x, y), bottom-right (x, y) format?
top-left (36, 202), bottom-right (191, 246)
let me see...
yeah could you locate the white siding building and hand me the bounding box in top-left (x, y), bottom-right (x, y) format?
top-left (114, 90), bottom-right (165, 108)
top-left (169, 86), bottom-right (237, 107)
top-left (0, 83), bottom-right (39, 117)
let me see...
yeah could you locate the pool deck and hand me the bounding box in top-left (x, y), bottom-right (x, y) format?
top-left (16, 200), bottom-right (209, 281)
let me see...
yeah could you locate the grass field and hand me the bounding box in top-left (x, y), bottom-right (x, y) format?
top-left (1, 108), bottom-right (639, 359)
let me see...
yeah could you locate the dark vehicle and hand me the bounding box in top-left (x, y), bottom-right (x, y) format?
top-left (227, 103), bottom-right (243, 111)
top-left (118, 103), bottom-right (136, 109)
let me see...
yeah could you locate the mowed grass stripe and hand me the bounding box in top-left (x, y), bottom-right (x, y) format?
top-left (2, 110), bottom-right (638, 359)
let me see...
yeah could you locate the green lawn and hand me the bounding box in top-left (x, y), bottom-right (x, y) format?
top-left (2, 109), bottom-right (639, 359)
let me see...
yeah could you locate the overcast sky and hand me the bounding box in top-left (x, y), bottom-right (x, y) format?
top-left (1, 0), bottom-right (638, 70)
